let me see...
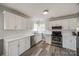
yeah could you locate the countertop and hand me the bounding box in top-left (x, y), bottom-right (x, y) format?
top-left (42, 30), bottom-right (52, 35)
top-left (4, 32), bottom-right (34, 42)
top-left (4, 30), bottom-right (52, 42)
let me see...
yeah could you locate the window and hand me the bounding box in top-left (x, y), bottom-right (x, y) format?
top-left (33, 23), bottom-right (38, 32)
top-left (33, 23), bottom-right (46, 33)
top-left (38, 24), bottom-right (45, 33)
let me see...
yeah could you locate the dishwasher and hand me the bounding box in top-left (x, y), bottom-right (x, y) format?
top-left (30, 35), bottom-right (35, 48)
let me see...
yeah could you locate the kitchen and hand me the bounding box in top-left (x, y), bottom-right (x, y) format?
top-left (0, 3), bottom-right (79, 56)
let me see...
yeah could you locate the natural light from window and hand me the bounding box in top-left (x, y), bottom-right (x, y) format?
top-left (33, 23), bottom-right (46, 33)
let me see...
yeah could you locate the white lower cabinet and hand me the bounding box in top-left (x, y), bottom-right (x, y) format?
top-left (62, 31), bottom-right (76, 50)
top-left (44, 34), bottom-right (51, 44)
top-left (25, 37), bottom-right (30, 50)
top-left (5, 36), bottom-right (31, 56)
top-left (19, 38), bottom-right (26, 55)
top-left (8, 40), bottom-right (19, 56)
top-left (34, 33), bottom-right (42, 43)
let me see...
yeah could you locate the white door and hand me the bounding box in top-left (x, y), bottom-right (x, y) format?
top-left (8, 40), bottom-right (18, 56)
top-left (19, 38), bottom-right (26, 55)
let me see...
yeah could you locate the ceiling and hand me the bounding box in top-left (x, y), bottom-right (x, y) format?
top-left (1, 3), bottom-right (79, 21)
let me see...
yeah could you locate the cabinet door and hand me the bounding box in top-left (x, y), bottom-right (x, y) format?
top-left (8, 40), bottom-right (18, 56)
top-left (25, 37), bottom-right (30, 50)
top-left (21, 17), bottom-right (27, 30)
top-left (68, 18), bottom-right (77, 30)
top-left (35, 34), bottom-right (42, 43)
top-left (19, 38), bottom-right (26, 55)
top-left (26, 19), bottom-right (33, 30)
top-left (15, 15), bottom-right (27, 30)
top-left (62, 20), bottom-right (69, 30)
top-left (4, 11), bottom-right (16, 30)
top-left (28, 37), bottom-right (30, 49)
top-left (62, 31), bottom-right (76, 50)
top-left (15, 15), bottom-right (22, 30)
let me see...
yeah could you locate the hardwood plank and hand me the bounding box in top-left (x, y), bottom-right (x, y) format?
top-left (21, 41), bottom-right (76, 56)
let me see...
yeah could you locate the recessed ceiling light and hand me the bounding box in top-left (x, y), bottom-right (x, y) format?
top-left (43, 10), bottom-right (48, 15)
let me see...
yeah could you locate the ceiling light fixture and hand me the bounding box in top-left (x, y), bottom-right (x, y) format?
top-left (43, 10), bottom-right (48, 15)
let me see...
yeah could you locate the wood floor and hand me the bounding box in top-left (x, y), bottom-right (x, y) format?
top-left (21, 41), bottom-right (76, 56)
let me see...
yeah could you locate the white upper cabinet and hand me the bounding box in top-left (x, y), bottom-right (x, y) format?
top-left (4, 11), bottom-right (16, 30)
top-left (62, 20), bottom-right (69, 30)
top-left (15, 15), bottom-right (22, 30)
top-left (48, 18), bottom-right (77, 31)
top-left (68, 18), bottom-right (77, 30)
top-left (62, 18), bottom-right (77, 30)
top-left (3, 10), bottom-right (28, 30)
top-left (21, 17), bottom-right (27, 30)
top-left (26, 19), bottom-right (33, 30)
